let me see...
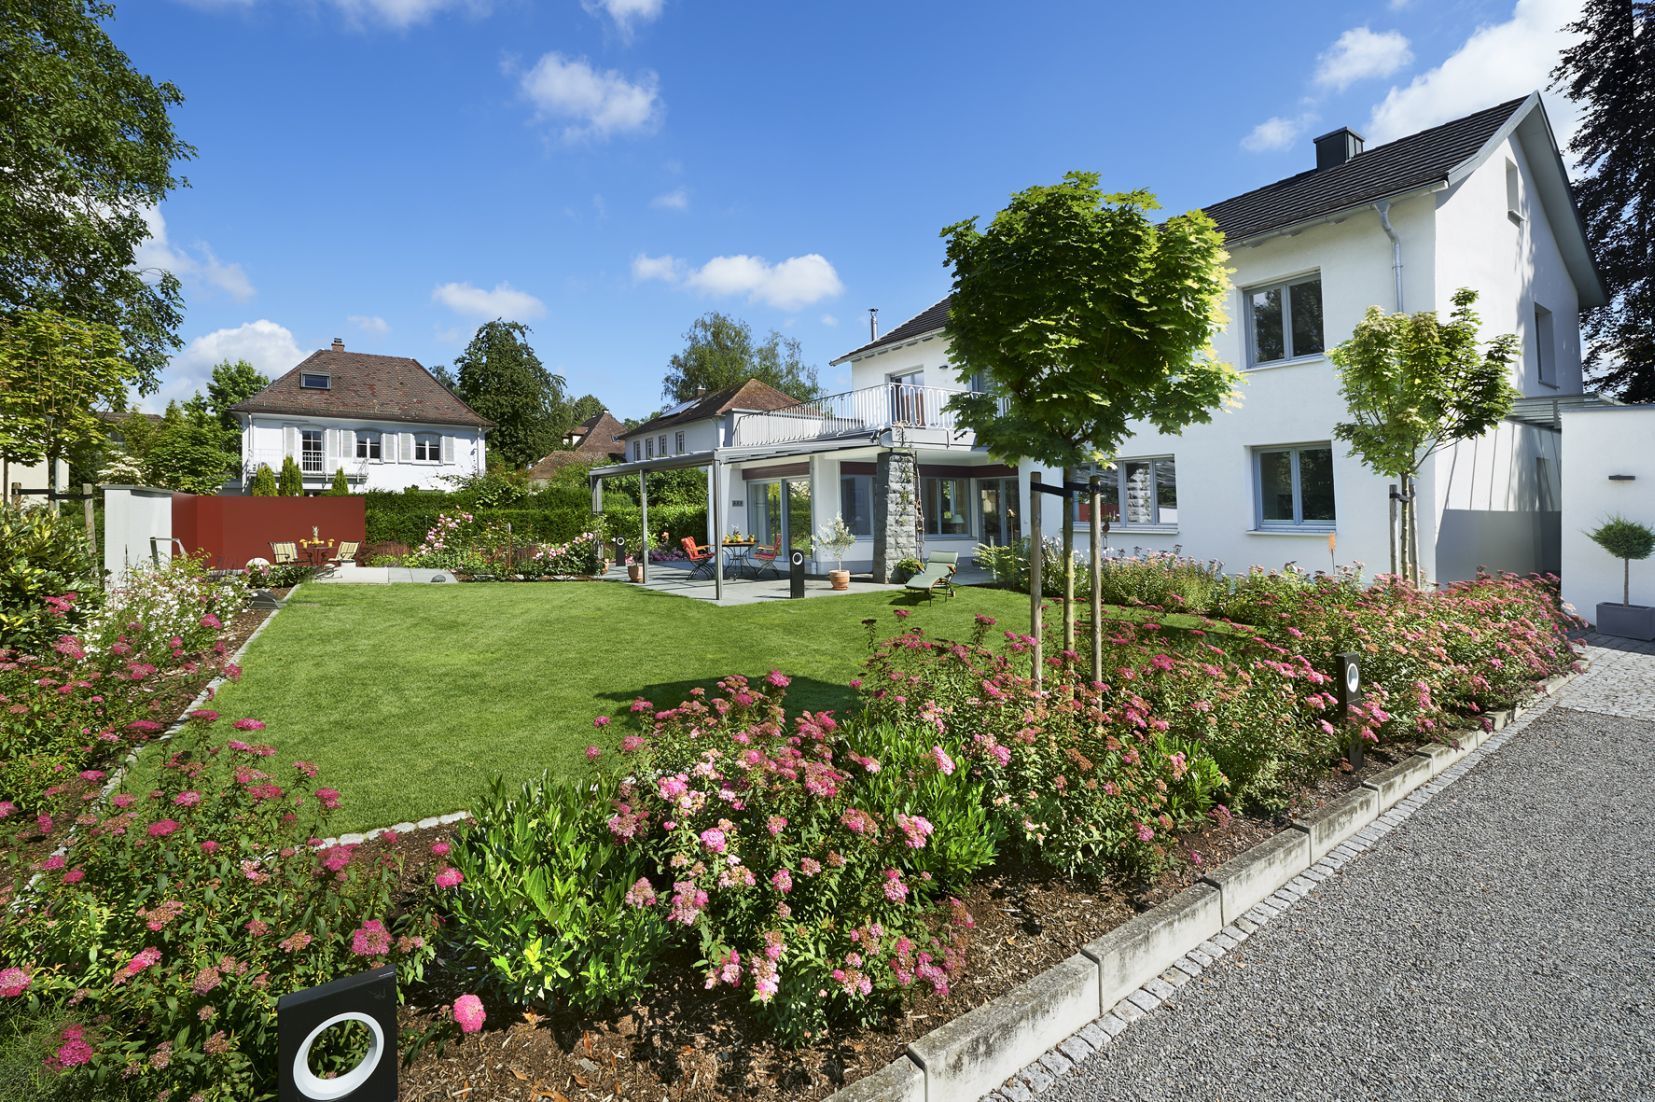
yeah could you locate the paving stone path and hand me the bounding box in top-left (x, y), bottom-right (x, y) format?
top-left (990, 637), bottom-right (1655, 1102)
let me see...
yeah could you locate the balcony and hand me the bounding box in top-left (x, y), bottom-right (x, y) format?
top-left (732, 383), bottom-right (984, 449)
top-left (243, 449), bottom-right (370, 486)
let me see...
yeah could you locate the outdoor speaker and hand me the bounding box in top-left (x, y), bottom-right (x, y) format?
top-left (277, 966), bottom-right (397, 1102)
top-left (1333, 651), bottom-right (1362, 712)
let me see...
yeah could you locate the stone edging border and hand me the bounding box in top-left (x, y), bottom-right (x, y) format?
top-left (826, 666), bottom-right (1585, 1102)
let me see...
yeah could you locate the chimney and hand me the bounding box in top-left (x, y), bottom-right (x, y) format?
top-left (330, 337), bottom-right (345, 352)
top-left (869, 308), bottom-right (879, 341)
top-left (1313, 128), bottom-right (1364, 171)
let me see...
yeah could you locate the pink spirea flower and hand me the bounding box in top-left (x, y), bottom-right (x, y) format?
top-left (111, 793), bottom-right (135, 809)
top-left (233, 718), bottom-right (265, 731)
top-left (894, 608), bottom-right (911, 619)
top-left (770, 868), bottom-right (793, 894)
top-left (350, 919), bottom-right (392, 957)
top-left (53, 1025), bottom-right (93, 1068)
top-left (63, 867), bottom-right (85, 884)
top-left (430, 841), bottom-right (451, 857)
top-left (0, 967), bottom-right (31, 998)
top-left (148, 819), bottom-right (180, 838)
top-left (931, 745), bottom-right (956, 776)
top-left (592, 715), bottom-right (611, 728)
top-left (698, 827), bottom-right (726, 854)
top-left (434, 866), bottom-right (464, 890)
top-left (114, 946), bottom-right (161, 984)
top-left (882, 869), bottom-right (909, 903)
top-left (623, 877), bottom-right (656, 908)
top-left (1136, 823), bottom-right (1156, 842)
top-left (585, 745), bottom-right (601, 761)
top-left (452, 993), bottom-right (486, 1034)
top-left (78, 769), bottom-right (105, 782)
top-left (896, 813), bottom-right (934, 849)
top-left (315, 788), bottom-right (342, 810)
top-left (173, 791), bottom-right (202, 808)
top-left (767, 670), bottom-right (790, 688)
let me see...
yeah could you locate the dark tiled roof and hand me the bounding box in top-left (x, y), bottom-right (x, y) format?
top-left (527, 410), bottom-right (627, 479)
top-left (833, 297), bottom-right (951, 362)
top-left (836, 97), bottom-right (1533, 362)
top-left (230, 349), bottom-right (491, 428)
top-left (621, 379), bottom-right (801, 437)
top-left (1203, 97), bottom-right (1527, 242)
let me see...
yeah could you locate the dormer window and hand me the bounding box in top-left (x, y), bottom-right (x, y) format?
top-left (300, 372), bottom-right (331, 390)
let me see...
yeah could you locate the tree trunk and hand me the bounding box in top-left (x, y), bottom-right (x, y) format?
top-left (1062, 467), bottom-right (1075, 654)
top-left (1407, 473), bottom-right (1421, 586)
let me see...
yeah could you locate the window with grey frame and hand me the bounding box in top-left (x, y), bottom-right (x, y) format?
top-left (1246, 274), bottom-right (1324, 367)
top-left (675, 430), bottom-right (686, 453)
top-left (354, 430), bottom-right (382, 461)
top-left (1254, 444), bottom-right (1336, 528)
top-left (1534, 303), bottom-right (1556, 387)
top-left (1076, 457), bottom-right (1177, 527)
top-left (839, 474), bottom-right (872, 536)
top-left (414, 433), bottom-right (441, 462)
top-left (299, 429), bottom-right (324, 474)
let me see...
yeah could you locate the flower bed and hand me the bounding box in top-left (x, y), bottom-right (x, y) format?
top-left (406, 512), bottom-right (607, 579)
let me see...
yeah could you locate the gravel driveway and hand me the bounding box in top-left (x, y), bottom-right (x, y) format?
top-left (1033, 697), bottom-right (1655, 1102)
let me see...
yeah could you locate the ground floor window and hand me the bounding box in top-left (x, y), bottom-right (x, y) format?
top-left (1254, 444), bottom-right (1335, 528)
top-left (978, 477), bottom-right (1020, 545)
top-left (1077, 457), bottom-right (1177, 527)
top-left (746, 478), bottom-right (812, 548)
top-left (922, 476), bottom-right (970, 536)
top-left (300, 429), bottom-right (323, 474)
top-left (840, 474), bottom-right (872, 536)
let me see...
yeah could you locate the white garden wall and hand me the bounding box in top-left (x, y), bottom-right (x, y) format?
top-left (1559, 406), bottom-right (1655, 618)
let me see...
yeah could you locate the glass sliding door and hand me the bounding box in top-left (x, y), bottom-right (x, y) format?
top-left (745, 477), bottom-right (812, 550)
top-left (978, 478), bottom-right (1021, 546)
top-left (786, 478), bottom-right (812, 553)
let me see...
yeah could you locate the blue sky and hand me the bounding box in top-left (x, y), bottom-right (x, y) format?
top-left (121, 0), bottom-right (1582, 419)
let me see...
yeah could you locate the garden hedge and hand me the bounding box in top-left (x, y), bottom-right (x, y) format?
top-left (362, 490), bottom-right (707, 550)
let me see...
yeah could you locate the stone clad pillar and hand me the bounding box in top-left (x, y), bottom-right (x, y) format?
top-left (872, 451), bottom-right (918, 583)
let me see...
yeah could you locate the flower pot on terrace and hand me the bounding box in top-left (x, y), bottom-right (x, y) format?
top-left (1595, 602), bottom-right (1655, 641)
top-left (828, 569), bottom-right (851, 591)
top-left (627, 563), bottom-right (645, 583)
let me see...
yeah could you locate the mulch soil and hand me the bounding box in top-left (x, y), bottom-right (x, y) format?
top-left (386, 737), bottom-right (1445, 1102)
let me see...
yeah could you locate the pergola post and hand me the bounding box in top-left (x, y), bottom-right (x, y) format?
top-left (639, 469), bottom-right (649, 585)
top-left (712, 457), bottom-right (724, 602)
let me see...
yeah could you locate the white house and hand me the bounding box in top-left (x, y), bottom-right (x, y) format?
top-left (232, 339), bottom-right (490, 493)
top-left (598, 93), bottom-right (1606, 584)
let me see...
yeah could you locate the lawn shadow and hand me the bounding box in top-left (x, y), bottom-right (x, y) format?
top-left (595, 675), bottom-right (859, 720)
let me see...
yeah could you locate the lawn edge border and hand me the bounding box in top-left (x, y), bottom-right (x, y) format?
top-left (823, 663), bottom-right (1585, 1102)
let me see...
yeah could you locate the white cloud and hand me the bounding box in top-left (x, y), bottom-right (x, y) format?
top-left (144, 320), bottom-right (302, 412)
top-left (632, 252), bottom-right (844, 310)
top-left (133, 207), bottom-right (254, 301)
top-left (582, 0), bottom-right (663, 37)
top-left (820, 313), bottom-right (839, 327)
top-left (650, 187), bottom-right (689, 211)
top-left (1315, 27), bottom-right (1414, 91)
top-left (519, 53), bottom-right (661, 141)
top-left (349, 314), bottom-right (390, 334)
top-left (1366, 0), bottom-right (1583, 148)
top-left (631, 253), bottom-right (682, 283)
top-left (327, 0), bottom-right (487, 29)
top-left (1241, 115), bottom-right (1311, 153)
top-left (431, 280), bottom-right (546, 320)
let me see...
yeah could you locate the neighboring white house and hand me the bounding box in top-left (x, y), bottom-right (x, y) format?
top-left (231, 340), bottom-right (490, 493)
top-left (599, 92), bottom-right (1607, 584)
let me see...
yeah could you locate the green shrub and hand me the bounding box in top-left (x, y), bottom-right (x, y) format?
top-left (444, 773), bottom-right (669, 1012)
top-left (1092, 551), bottom-right (1226, 612)
top-left (0, 502), bottom-right (98, 653)
top-left (247, 464), bottom-right (277, 496)
top-left (892, 556), bottom-right (924, 583)
top-left (0, 734), bottom-right (436, 1101)
top-left (326, 467), bottom-right (350, 495)
top-left (276, 456), bottom-right (303, 496)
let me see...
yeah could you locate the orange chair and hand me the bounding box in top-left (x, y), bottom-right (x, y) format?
top-left (681, 536), bottom-right (716, 580)
top-left (749, 536), bottom-right (782, 580)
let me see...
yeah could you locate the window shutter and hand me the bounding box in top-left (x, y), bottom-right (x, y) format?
top-left (403, 432), bottom-right (415, 461)
top-left (382, 432), bottom-right (395, 462)
top-left (441, 435), bottom-right (454, 464)
top-left (344, 430), bottom-right (357, 461)
top-left (283, 425), bottom-right (298, 458)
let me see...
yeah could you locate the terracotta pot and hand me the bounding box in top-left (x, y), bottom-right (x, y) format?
top-left (627, 563), bottom-right (645, 583)
top-left (828, 569), bottom-right (851, 591)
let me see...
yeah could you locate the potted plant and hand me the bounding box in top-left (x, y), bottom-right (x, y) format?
top-left (816, 514), bottom-right (857, 591)
top-left (1587, 514), bottom-right (1655, 640)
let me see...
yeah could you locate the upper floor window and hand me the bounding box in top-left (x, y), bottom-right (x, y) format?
top-left (413, 433), bottom-right (441, 462)
top-left (1254, 444), bottom-right (1336, 529)
top-left (1534, 303), bottom-right (1556, 388)
top-left (1246, 274), bottom-right (1324, 367)
top-left (1506, 158), bottom-right (1524, 224)
top-left (299, 428), bottom-right (324, 474)
top-left (355, 430), bottom-right (382, 461)
top-left (675, 431), bottom-right (686, 453)
top-left (300, 372), bottom-right (331, 389)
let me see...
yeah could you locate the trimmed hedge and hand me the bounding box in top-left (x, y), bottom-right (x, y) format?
top-left (363, 490), bottom-right (707, 552)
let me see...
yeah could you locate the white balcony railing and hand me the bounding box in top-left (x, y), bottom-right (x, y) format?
top-left (732, 383), bottom-right (983, 448)
top-left (243, 450), bottom-right (369, 484)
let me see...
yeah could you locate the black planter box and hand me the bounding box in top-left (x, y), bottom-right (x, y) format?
top-left (1596, 602), bottom-right (1655, 641)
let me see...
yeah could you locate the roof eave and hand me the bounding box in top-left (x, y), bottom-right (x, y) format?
top-left (830, 326), bottom-right (947, 366)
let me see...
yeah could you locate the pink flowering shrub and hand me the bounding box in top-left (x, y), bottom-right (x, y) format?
top-left (0, 721), bottom-right (435, 1100)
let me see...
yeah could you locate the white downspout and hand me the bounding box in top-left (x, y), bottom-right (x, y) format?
top-left (1374, 199), bottom-right (1404, 312)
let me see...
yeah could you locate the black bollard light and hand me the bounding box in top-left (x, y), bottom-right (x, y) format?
top-left (277, 966), bottom-right (398, 1102)
top-left (1334, 651), bottom-right (1364, 768)
top-left (789, 550), bottom-right (806, 599)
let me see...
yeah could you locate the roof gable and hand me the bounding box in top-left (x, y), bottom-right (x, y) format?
top-left (231, 349), bottom-right (492, 428)
top-left (620, 379), bottom-right (802, 437)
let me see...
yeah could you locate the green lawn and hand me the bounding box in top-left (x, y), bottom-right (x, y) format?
top-left (198, 582), bottom-right (1035, 831)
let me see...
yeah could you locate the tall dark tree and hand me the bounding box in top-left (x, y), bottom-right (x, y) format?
top-left (662, 311), bottom-right (821, 403)
top-left (568, 393), bottom-right (606, 426)
top-left (1553, 0), bottom-right (1655, 402)
top-left (454, 320), bottom-right (568, 468)
top-left (1, 1), bottom-right (194, 393)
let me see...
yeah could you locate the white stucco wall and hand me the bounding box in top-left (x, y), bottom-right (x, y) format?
top-left (1425, 419), bottom-right (1561, 582)
top-left (1434, 132), bottom-right (1583, 397)
top-left (242, 415), bottom-right (485, 492)
top-left (2, 457), bottom-right (71, 503)
top-left (102, 485), bottom-right (176, 585)
top-left (1560, 407), bottom-right (1655, 617)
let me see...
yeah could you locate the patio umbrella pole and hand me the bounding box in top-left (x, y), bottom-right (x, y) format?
top-left (640, 470), bottom-right (648, 585)
top-left (712, 458), bottom-right (724, 602)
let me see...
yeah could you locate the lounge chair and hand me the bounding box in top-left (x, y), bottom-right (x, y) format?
top-left (749, 536), bottom-right (782, 580)
top-left (680, 536), bottom-right (716, 580)
top-left (332, 540), bottom-right (360, 566)
top-left (270, 541), bottom-right (298, 565)
top-left (905, 551), bottom-right (959, 601)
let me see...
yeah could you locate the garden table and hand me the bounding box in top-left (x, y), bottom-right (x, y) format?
top-left (299, 539), bottom-right (334, 568)
top-left (720, 540), bottom-right (757, 578)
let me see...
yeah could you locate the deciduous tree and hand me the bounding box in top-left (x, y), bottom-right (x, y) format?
top-left (1330, 288), bottom-right (1519, 584)
top-left (0, 308), bottom-right (134, 495)
top-left (662, 312), bottom-right (821, 403)
top-left (454, 320), bottom-right (567, 469)
top-left (1, 0), bottom-right (194, 392)
top-left (1552, 0), bottom-right (1655, 402)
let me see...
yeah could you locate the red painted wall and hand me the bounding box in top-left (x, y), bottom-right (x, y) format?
top-left (171, 496), bottom-right (367, 569)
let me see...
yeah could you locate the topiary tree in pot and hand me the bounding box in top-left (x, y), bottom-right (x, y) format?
top-left (816, 514), bottom-right (857, 590)
top-left (1587, 515), bottom-right (1655, 640)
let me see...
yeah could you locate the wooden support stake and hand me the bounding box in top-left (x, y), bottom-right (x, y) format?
top-left (1029, 470), bottom-right (1043, 692)
top-left (1089, 475), bottom-right (1103, 686)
